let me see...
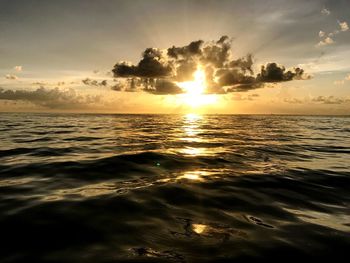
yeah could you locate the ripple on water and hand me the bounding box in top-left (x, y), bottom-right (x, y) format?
top-left (0, 114), bottom-right (349, 262)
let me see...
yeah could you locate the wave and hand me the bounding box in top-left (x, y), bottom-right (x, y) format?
top-left (0, 114), bottom-right (349, 262)
top-left (0, 151), bottom-right (232, 180)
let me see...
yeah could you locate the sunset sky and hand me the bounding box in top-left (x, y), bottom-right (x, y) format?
top-left (0, 0), bottom-right (349, 114)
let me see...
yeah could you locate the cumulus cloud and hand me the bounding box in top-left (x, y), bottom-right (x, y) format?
top-left (317, 36), bottom-right (334, 46)
top-left (14, 66), bottom-right (22, 72)
top-left (0, 87), bottom-right (101, 109)
top-left (113, 48), bottom-right (172, 78)
top-left (317, 16), bottom-right (349, 47)
top-left (5, 74), bottom-right (18, 80)
top-left (111, 36), bottom-right (308, 95)
top-left (143, 79), bottom-right (183, 95)
top-left (321, 8), bottom-right (330, 16)
top-left (338, 21), bottom-right (349, 32)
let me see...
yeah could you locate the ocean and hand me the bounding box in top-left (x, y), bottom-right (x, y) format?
top-left (0, 113), bottom-right (349, 262)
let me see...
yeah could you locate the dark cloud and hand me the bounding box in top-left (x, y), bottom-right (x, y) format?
top-left (226, 83), bottom-right (264, 93)
top-left (174, 61), bottom-right (198, 82)
top-left (143, 79), bottom-right (183, 95)
top-left (111, 36), bottom-right (308, 95)
top-left (167, 40), bottom-right (203, 59)
top-left (229, 54), bottom-right (254, 74)
top-left (201, 36), bottom-right (232, 67)
top-left (113, 48), bottom-right (172, 78)
top-left (257, 63), bottom-right (307, 82)
top-left (216, 69), bottom-right (256, 86)
top-left (0, 87), bottom-right (101, 109)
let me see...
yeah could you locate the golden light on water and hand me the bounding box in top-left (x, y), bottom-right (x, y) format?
top-left (177, 172), bottom-right (202, 181)
top-left (192, 224), bottom-right (207, 234)
top-left (176, 170), bottom-right (211, 181)
top-left (185, 113), bottom-right (202, 121)
top-left (177, 66), bottom-right (218, 108)
top-left (181, 147), bottom-right (204, 155)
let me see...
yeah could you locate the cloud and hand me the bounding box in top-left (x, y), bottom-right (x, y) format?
top-left (5, 74), bottom-right (18, 80)
top-left (143, 79), bottom-right (183, 95)
top-left (284, 96), bottom-right (350, 105)
top-left (111, 36), bottom-right (308, 95)
top-left (338, 21), bottom-right (349, 32)
top-left (312, 96), bottom-right (350, 104)
top-left (321, 8), bottom-right (330, 16)
top-left (0, 87), bottom-right (101, 109)
top-left (113, 48), bottom-right (172, 78)
top-left (32, 81), bottom-right (67, 86)
top-left (82, 78), bottom-right (108, 87)
top-left (257, 63), bottom-right (306, 82)
top-left (93, 69), bottom-right (113, 77)
top-left (334, 73), bottom-right (350, 85)
top-left (317, 36), bottom-right (334, 46)
top-left (317, 15), bottom-right (349, 47)
top-left (284, 98), bottom-right (304, 104)
top-left (14, 66), bottom-right (22, 72)
top-left (32, 81), bottom-right (48, 86)
top-left (231, 93), bottom-right (259, 101)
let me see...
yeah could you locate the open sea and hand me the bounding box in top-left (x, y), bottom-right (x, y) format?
top-left (0, 113), bottom-right (349, 262)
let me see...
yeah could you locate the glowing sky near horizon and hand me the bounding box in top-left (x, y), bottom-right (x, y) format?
top-left (0, 0), bottom-right (349, 114)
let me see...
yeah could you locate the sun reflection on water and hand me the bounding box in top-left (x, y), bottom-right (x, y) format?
top-left (181, 147), bottom-right (205, 156)
top-left (182, 113), bottom-right (202, 138)
top-left (185, 113), bottom-right (202, 121)
top-left (192, 224), bottom-right (207, 234)
top-left (176, 170), bottom-right (211, 181)
top-left (179, 113), bottom-right (204, 149)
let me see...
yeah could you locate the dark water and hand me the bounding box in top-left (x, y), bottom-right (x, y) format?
top-left (0, 113), bottom-right (349, 262)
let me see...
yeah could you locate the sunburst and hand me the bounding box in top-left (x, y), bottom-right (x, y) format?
top-left (176, 66), bottom-right (217, 107)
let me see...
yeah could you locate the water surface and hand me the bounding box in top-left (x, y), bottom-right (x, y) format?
top-left (0, 113), bottom-right (349, 262)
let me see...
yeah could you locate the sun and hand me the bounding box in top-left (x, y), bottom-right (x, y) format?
top-left (177, 67), bottom-right (206, 95)
top-left (176, 66), bottom-right (217, 108)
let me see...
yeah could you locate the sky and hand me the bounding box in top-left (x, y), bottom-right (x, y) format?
top-left (0, 0), bottom-right (349, 114)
